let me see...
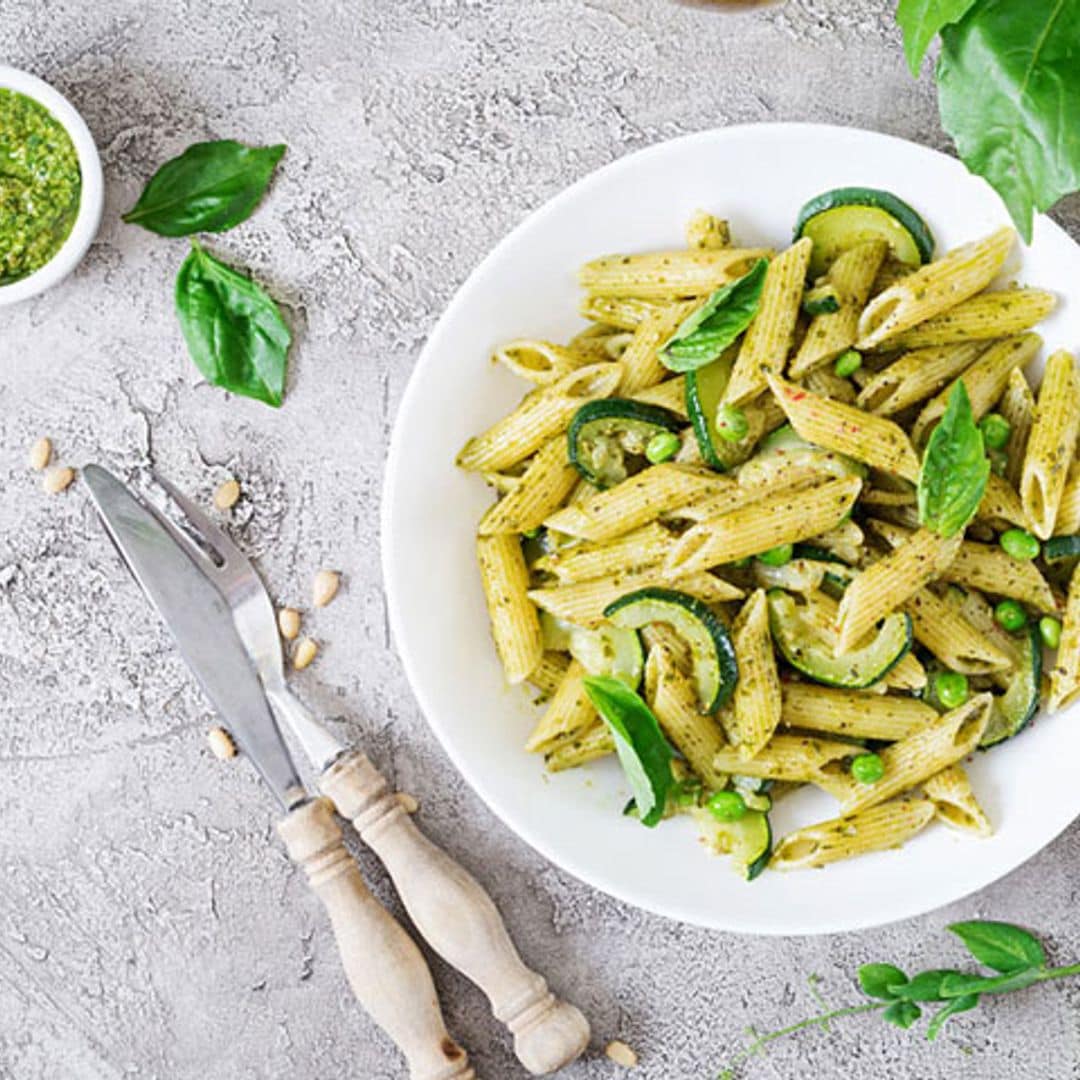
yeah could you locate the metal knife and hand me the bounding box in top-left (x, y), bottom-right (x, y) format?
top-left (84, 465), bottom-right (475, 1080)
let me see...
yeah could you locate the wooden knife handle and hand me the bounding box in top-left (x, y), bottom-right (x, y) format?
top-left (278, 798), bottom-right (475, 1080)
top-left (320, 752), bottom-right (590, 1076)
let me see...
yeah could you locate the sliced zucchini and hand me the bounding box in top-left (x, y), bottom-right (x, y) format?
top-left (794, 187), bottom-right (935, 279)
top-left (605, 587), bottom-right (738, 711)
top-left (802, 281), bottom-right (840, 316)
top-left (767, 589), bottom-right (912, 689)
top-left (685, 351), bottom-right (736, 469)
top-left (539, 611), bottom-right (574, 651)
top-left (1044, 535), bottom-right (1080, 563)
top-left (980, 623), bottom-right (1042, 749)
top-left (693, 807), bottom-right (772, 881)
top-left (737, 423), bottom-right (866, 488)
top-left (569, 623), bottom-right (643, 690)
top-left (567, 398), bottom-right (683, 488)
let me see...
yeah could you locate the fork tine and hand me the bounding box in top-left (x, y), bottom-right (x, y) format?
top-left (150, 471), bottom-right (248, 567)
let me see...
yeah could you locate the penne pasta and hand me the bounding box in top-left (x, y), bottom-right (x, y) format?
top-left (834, 695), bottom-right (992, 814)
top-left (712, 734), bottom-right (856, 799)
top-left (493, 339), bottom-right (595, 384)
top-left (728, 590), bottom-right (782, 759)
top-left (911, 334), bottom-right (1041, 447)
top-left (526, 659), bottom-right (594, 753)
top-left (780, 682), bottom-right (935, 741)
top-left (976, 472), bottom-right (1028, 530)
top-left (527, 651), bottom-right (571, 701)
top-left (923, 764), bottom-right (993, 837)
top-left (903, 586), bottom-right (1014, 674)
top-left (856, 227), bottom-right (1015, 350)
top-left (620, 301), bottom-right (697, 393)
top-left (685, 209), bottom-right (731, 250)
top-left (544, 718), bottom-right (616, 771)
top-left (771, 799), bottom-right (936, 870)
top-left (579, 294), bottom-right (662, 330)
top-left (789, 240), bottom-right (887, 377)
top-left (1055, 459), bottom-right (1080, 535)
top-left (477, 533), bottom-right (543, 684)
top-left (855, 342), bottom-right (984, 416)
top-left (1021, 349), bottom-right (1080, 539)
top-left (882, 287), bottom-right (1055, 350)
top-left (768, 374), bottom-right (920, 481)
top-left (579, 248), bottom-right (772, 299)
top-left (544, 463), bottom-right (733, 543)
top-left (724, 238), bottom-right (813, 404)
top-left (835, 528), bottom-right (961, 652)
top-left (1049, 564), bottom-right (1080, 712)
top-left (998, 367), bottom-right (1035, 490)
top-left (479, 435), bottom-right (579, 534)
top-left (458, 362), bottom-right (623, 472)
top-left (539, 521), bottom-right (677, 583)
top-left (665, 475), bottom-right (861, 575)
top-left (631, 374), bottom-right (689, 417)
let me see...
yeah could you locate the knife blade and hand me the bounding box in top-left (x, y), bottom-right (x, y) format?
top-left (84, 465), bottom-right (306, 811)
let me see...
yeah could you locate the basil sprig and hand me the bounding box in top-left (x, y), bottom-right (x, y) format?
top-left (659, 259), bottom-right (767, 373)
top-left (123, 140), bottom-right (286, 236)
top-left (721, 920), bottom-right (1080, 1075)
top-left (917, 382), bottom-right (989, 538)
top-left (896, 0), bottom-right (1080, 242)
top-left (583, 675), bottom-right (673, 827)
top-left (175, 241), bottom-right (291, 407)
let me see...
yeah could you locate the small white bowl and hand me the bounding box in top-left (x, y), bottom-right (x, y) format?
top-left (0, 66), bottom-right (104, 306)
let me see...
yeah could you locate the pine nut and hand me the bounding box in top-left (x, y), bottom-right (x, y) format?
top-left (278, 607), bottom-right (301, 640)
top-left (28, 437), bottom-right (52, 471)
top-left (214, 478), bottom-right (241, 510)
top-left (293, 637), bottom-right (318, 670)
top-left (42, 466), bottom-right (74, 494)
top-left (605, 1042), bottom-right (638, 1068)
top-left (397, 792), bottom-right (419, 814)
top-left (312, 569), bottom-right (340, 608)
top-left (207, 727), bottom-right (237, 760)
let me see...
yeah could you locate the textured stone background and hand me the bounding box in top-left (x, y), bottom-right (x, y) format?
top-left (2, 1), bottom-right (1080, 1078)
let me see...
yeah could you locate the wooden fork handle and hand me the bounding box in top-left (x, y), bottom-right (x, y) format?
top-left (277, 797), bottom-right (475, 1080)
top-left (320, 751), bottom-right (590, 1076)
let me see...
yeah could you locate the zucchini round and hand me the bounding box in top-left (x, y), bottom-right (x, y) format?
top-left (605, 587), bottom-right (738, 711)
top-left (567, 398), bottom-right (683, 488)
top-left (980, 623), bottom-right (1042, 749)
top-left (737, 423), bottom-right (866, 488)
top-left (767, 589), bottom-right (912, 689)
top-left (569, 623), bottom-right (644, 690)
top-left (794, 187), bottom-right (935, 279)
top-left (1044, 535), bottom-right (1080, 563)
top-left (685, 352), bottom-right (735, 469)
top-left (693, 807), bottom-right (772, 881)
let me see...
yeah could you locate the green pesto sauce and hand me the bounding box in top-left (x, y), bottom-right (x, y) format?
top-left (0, 89), bottom-right (81, 284)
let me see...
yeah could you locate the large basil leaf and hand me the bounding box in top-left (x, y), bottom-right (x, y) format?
top-left (938, 0), bottom-right (1080, 242)
top-left (174, 241), bottom-right (291, 407)
top-left (947, 920), bottom-right (1046, 973)
top-left (660, 259), bottom-right (767, 373)
top-left (896, 0), bottom-right (978, 74)
top-left (918, 382), bottom-right (988, 537)
top-left (123, 140), bottom-right (286, 236)
top-left (583, 675), bottom-right (673, 827)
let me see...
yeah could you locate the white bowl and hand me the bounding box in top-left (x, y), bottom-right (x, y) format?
top-left (0, 66), bottom-right (104, 306)
top-left (383, 123), bottom-right (1080, 934)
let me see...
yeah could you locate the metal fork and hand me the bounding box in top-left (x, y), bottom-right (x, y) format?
top-left (149, 472), bottom-right (590, 1077)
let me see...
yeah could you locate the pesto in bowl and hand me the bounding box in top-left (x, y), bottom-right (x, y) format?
top-left (0, 87), bottom-right (82, 285)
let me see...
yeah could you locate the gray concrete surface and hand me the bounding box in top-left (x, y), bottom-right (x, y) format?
top-left (2, 1), bottom-right (1080, 1077)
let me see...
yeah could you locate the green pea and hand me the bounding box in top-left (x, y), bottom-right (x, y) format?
top-left (933, 671), bottom-right (970, 710)
top-left (1040, 616), bottom-right (1063, 649)
top-left (757, 543), bottom-right (794, 567)
top-left (706, 790), bottom-right (747, 822)
top-left (645, 431), bottom-right (680, 464)
top-left (715, 403), bottom-right (750, 443)
top-left (995, 599), bottom-right (1027, 632)
top-left (850, 752), bottom-right (884, 785)
top-left (979, 412), bottom-right (1012, 450)
top-left (522, 526), bottom-right (543, 540)
top-left (833, 349), bottom-right (862, 378)
top-left (1000, 528), bottom-right (1040, 561)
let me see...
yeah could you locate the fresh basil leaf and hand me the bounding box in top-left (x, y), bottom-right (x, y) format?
top-left (926, 993), bottom-right (979, 1041)
top-left (918, 382), bottom-right (989, 537)
top-left (882, 1000), bottom-right (922, 1029)
top-left (947, 920), bottom-right (1046, 973)
top-left (938, 968), bottom-right (1040, 998)
top-left (174, 241), bottom-right (291, 407)
top-left (896, 0), bottom-right (979, 74)
top-left (583, 675), bottom-right (674, 828)
top-left (660, 259), bottom-right (767, 373)
top-left (938, 0), bottom-right (1080, 242)
top-left (858, 963), bottom-right (908, 1000)
top-left (887, 969), bottom-right (963, 1002)
top-left (123, 140), bottom-right (286, 236)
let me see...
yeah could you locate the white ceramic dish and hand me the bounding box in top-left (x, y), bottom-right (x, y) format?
top-left (383, 123), bottom-right (1080, 935)
top-left (0, 66), bottom-right (104, 306)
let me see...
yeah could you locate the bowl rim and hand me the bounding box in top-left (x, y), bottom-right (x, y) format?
top-left (0, 65), bottom-right (104, 306)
